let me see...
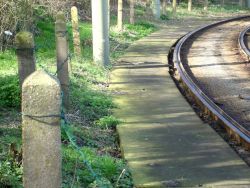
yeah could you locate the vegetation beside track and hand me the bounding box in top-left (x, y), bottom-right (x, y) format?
top-left (0, 9), bottom-right (156, 188)
top-left (0, 1), bottom-right (249, 187)
top-left (162, 3), bottom-right (250, 20)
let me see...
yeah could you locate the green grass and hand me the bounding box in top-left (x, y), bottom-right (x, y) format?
top-left (0, 8), bottom-right (157, 187)
top-left (163, 3), bottom-right (249, 19)
top-left (2, 2), bottom-right (248, 186)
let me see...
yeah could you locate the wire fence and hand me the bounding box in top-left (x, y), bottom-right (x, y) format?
top-left (0, 12), bottom-right (104, 185)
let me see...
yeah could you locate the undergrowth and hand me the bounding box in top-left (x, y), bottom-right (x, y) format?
top-left (162, 3), bottom-right (249, 20)
top-left (0, 6), bottom-right (156, 187)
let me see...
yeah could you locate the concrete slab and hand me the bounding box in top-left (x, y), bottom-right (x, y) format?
top-left (110, 19), bottom-right (250, 187)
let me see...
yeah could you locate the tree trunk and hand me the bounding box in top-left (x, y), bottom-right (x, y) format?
top-left (172, 0), bottom-right (177, 14)
top-left (204, 0), bottom-right (208, 11)
top-left (239, 0), bottom-right (244, 7)
top-left (117, 0), bottom-right (123, 31)
top-left (220, 0), bottom-right (224, 7)
top-left (152, 0), bottom-right (161, 19)
top-left (130, 0), bottom-right (135, 24)
top-left (162, 0), bottom-right (167, 15)
top-left (188, 0), bottom-right (192, 12)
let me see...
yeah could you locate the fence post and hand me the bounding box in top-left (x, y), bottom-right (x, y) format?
top-left (71, 6), bottom-right (81, 56)
top-left (15, 31), bottom-right (36, 88)
top-left (22, 70), bottom-right (62, 188)
top-left (55, 12), bottom-right (70, 110)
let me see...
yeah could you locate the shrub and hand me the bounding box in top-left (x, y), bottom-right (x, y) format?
top-left (0, 75), bottom-right (20, 108)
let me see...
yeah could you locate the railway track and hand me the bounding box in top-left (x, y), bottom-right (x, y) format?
top-left (169, 16), bottom-right (250, 151)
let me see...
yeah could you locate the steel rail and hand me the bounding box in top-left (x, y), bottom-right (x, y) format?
top-left (239, 25), bottom-right (250, 58)
top-left (173, 15), bottom-right (250, 144)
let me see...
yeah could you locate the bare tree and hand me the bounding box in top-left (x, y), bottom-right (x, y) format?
top-left (130, 0), bottom-right (135, 24)
top-left (204, 0), bottom-right (208, 11)
top-left (162, 0), bottom-right (167, 15)
top-left (172, 0), bottom-right (177, 14)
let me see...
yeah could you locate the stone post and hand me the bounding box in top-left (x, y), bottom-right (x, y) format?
top-left (130, 0), bottom-right (135, 24)
top-left (71, 6), bottom-right (81, 56)
top-left (152, 0), bottom-right (161, 19)
top-left (15, 32), bottom-right (36, 88)
top-left (117, 0), bottom-right (123, 31)
top-left (91, 0), bottom-right (110, 66)
top-left (22, 70), bottom-right (62, 188)
top-left (55, 12), bottom-right (70, 110)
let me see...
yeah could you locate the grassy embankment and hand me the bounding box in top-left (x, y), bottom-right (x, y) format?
top-left (0, 5), bottom-right (156, 188)
top-left (163, 3), bottom-right (249, 19)
top-left (1, 3), bottom-right (248, 187)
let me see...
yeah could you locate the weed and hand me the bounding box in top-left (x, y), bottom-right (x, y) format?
top-left (96, 116), bottom-right (121, 129)
top-left (0, 75), bottom-right (20, 108)
top-left (0, 4), bottom-right (159, 187)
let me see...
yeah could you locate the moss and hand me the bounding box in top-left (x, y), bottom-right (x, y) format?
top-left (56, 11), bottom-right (66, 22)
top-left (15, 32), bottom-right (34, 49)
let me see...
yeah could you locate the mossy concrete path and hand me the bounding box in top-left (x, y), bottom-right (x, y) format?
top-left (110, 18), bottom-right (250, 187)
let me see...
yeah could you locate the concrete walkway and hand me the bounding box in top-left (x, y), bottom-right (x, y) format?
top-left (110, 18), bottom-right (250, 187)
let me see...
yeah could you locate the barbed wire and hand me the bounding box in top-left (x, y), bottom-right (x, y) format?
top-left (61, 108), bottom-right (101, 183)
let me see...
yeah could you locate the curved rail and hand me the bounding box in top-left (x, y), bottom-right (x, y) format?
top-left (239, 26), bottom-right (250, 58)
top-left (173, 15), bottom-right (250, 145)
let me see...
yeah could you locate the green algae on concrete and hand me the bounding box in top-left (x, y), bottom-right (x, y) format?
top-left (110, 19), bottom-right (250, 187)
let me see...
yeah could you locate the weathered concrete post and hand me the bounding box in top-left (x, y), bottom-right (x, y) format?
top-left (71, 6), bottom-right (81, 56)
top-left (15, 32), bottom-right (36, 88)
top-left (172, 0), bottom-right (177, 14)
top-left (188, 0), bottom-right (192, 12)
top-left (162, 0), bottom-right (167, 15)
top-left (91, 0), bottom-right (110, 66)
top-left (117, 0), bottom-right (123, 31)
top-left (152, 0), bottom-right (161, 19)
top-left (22, 70), bottom-right (62, 188)
top-left (130, 0), bottom-right (135, 24)
top-left (55, 12), bottom-right (70, 109)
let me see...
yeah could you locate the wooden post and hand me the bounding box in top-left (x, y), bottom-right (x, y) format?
top-left (172, 0), bottom-right (177, 14)
top-left (188, 0), bottom-right (192, 12)
top-left (15, 32), bottom-right (36, 88)
top-left (152, 0), bottom-right (161, 19)
top-left (117, 0), bottom-right (123, 31)
top-left (162, 0), bottom-right (167, 15)
top-left (22, 70), bottom-right (62, 188)
top-left (130, 0), bottom-right (135, 24)
top-left (71, 6), bottom-right (81, 56)
top-left (91, 0), bottom-right (110, 66)
top-left (55, 12), bottom-right (70, 110)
